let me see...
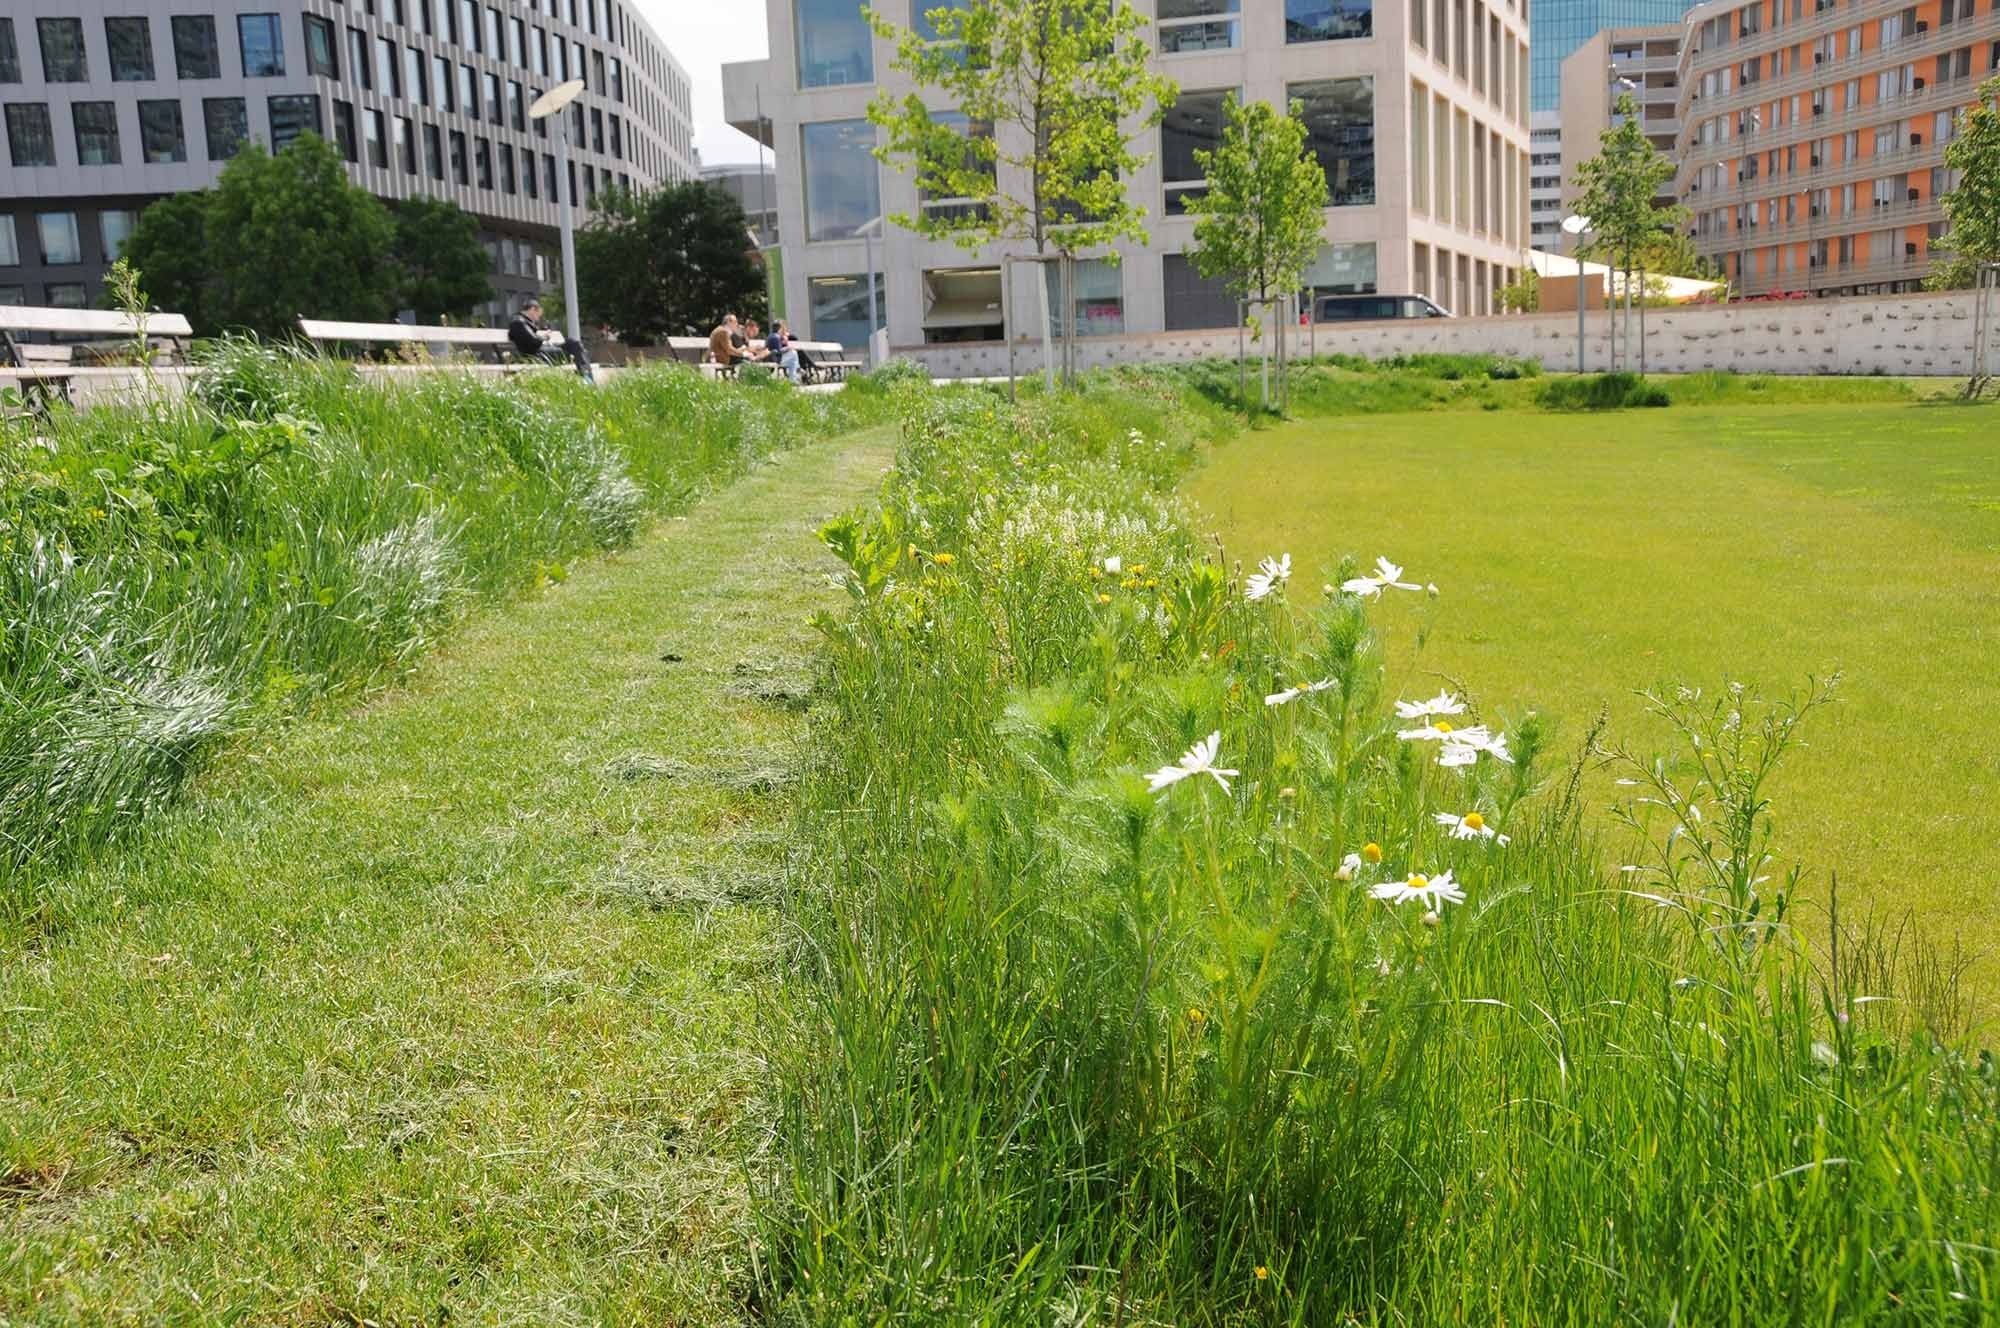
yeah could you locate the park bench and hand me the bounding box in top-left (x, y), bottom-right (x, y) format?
top-left (790, 340), bottom-right (864, 384)
top-left (1, 305), bottom-right (194, 411)
top-left (662, 334), bottom-right (783, 381)
top-left (296, 318), bottom-right (523, 370)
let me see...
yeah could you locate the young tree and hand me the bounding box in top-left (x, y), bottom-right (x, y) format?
top-left (1570, 92), bottom-right (1685, 369)
top-left (120, 192), bottom-right (217, 333)
top-left (1927, 75), bottom-right (2000, 291)
top-left (868, 0), bottom-right (1175, 378)
top-left (574, 182), bottom-right (767, 343)
top-left (1183, 96), bottom-right (1329, 410)
top-left (392, 195), bottom-right (493, 322)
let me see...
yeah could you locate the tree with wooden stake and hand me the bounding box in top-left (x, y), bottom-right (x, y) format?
top-left (1569, 92), bottom-right (1683, 374)
top-left (867, 0), bottom-right (1175, 387)
top-left (1183, 95), bottom-right (1329, 414)
top-left (1925, 76), bottom-right (2000, 394)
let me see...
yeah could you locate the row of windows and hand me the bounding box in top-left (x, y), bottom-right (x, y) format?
top-left (0, 207), bottom-right (140, 268)
top-left (1411, 241), bottom-right (1514, 316)
top-left (1154, 0), bottom-right (1378, 55)
top-left (0, 14), bottom-right (287, 84)
top-left (1691, 40), bottom-right (2000, 150)
top-left (1692, 164), bottom-right (1954, 232)
top-left (1409, 79), bottom-right (1527, 247)
top-left (324, 98), bottom-right (631, 203)
top-left (4, 95), bottom-right (318, 166)
top-left (1409, 0), bottom-right (1530, 126)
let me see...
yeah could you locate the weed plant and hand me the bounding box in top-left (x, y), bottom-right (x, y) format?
top-left (0, 344), bottom-right (894, 909)
top-left (761, 378), bottom-right (1999, 1322)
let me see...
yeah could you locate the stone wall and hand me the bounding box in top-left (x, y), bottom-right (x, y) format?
top-left (892, 289), bottom-right (1989, 379)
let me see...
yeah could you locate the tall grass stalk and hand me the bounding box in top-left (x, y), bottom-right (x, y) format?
top-left (759, 376), bottom-right (1998, 1322)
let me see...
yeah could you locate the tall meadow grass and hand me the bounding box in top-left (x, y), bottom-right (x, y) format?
top-left (761, 372), bottom-right (1998, 1322)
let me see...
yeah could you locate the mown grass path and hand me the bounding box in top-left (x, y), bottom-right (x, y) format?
top-left (1, 428), bottom-right (893, 1323)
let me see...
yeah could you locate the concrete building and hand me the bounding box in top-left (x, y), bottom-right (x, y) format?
top-left (702, 161), bottom-right (779, 248)
top-left (1559, 22), bottom-right (1687, 218)
top-left (0, 0), bottom-right (695, 321)
top-left (1529, 109), bottom-right (1566, 247)
top-left (1673, 0), bottom-right (2000, 296)
top-left (1531, 0), bottom-right (1699, 110)
top-left (722, 0), bottom-right (1531, 350)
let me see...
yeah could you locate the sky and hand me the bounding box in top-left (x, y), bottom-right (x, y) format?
top-left (633, 2), bottom-right (773, 168)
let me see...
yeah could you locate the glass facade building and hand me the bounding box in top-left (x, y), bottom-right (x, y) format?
top-left (1530, 0), bottom-right (1695, 110)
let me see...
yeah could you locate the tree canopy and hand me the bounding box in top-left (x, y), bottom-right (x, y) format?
top-left (1928, 75), bottom-right (2000, 290)
top-left (392, 195), bottom-right (494, 323)
top-left (573, 182), bottom-right (767, 342)
top-left (1184, 96), bottom-right (1329, 306)
top-left (868, 0), bottom-right (1176, 255)
top-left (1570, 93), bottom-right (1684, 269)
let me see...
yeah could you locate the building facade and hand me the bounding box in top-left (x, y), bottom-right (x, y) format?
top-left (723, 0), bottom-right (1530, 350)
top-left (1532, 0), bottom-right (1700, 110)
top-left (1559, 21), bottom-right (1687, 220)
top-left (1673, 0), bottom-right (2000, 296)
top-left (0, 0), bottom-right (695, 321)
top-left (702, 161), bottom-right (779, 247)
top-left (1529, 109), bottom-right (1567, 246)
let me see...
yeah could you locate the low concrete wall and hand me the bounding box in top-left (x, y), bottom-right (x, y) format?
top-left (893, 288), bottom-right (1984, 379)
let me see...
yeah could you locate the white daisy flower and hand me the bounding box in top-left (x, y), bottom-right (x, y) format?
top-left (1335, 852), bottom-right (1363, 882)
top-left (1245, 553), bottom-right (1292, 601)
top-left (1369, 870), bottom-right (1466, 909)
top-left (1397, 719), bottom-right (1483, 743)
top-left (1265, 678), bottom-right (1338, 707)
top-left (1394, 691), bottom-right (1467, 722)
top-left (1145, 731), bottom-right (1240, 796)
top-left (1340, 556), bottom-right (1422, 599)
top-left (1438, 729), bottom-right (1513, 767)
top-left (1103, 555), bottom-right (1123, 575)
top-left (1435, 811), bottom-right (1510, 844)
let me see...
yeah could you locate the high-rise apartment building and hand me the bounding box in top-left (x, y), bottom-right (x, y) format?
top-left (723, 0), bottom-right (1530, 349)
top-left (0, 1), bottom-right (695, 321)
top-left (1532, 0), bottom-right (1698, 110)
top-left (1529, 110), bottom-right (1567, 246)
top-left (1674, 0), bottom-right (2000, 296)
top-left (1560, 22), bottom-right (1687, 217)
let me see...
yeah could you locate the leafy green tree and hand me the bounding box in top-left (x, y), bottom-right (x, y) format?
top-left (119, 192), bottom-right (217, 332)
top-left (392, 195), bottom-right (493, 322)
top-left (1570, 94), bottom-right (1683, 278)
top-left (200, 134), bottom-right (399, 336)
top-left (1927, 75), bottom-right (2000, 291)
top-left (574, 182), bottom-right (767, 342)
top-left (1184, 96), bottom-right (1328, 409)
top-left (868, 0), bottom-right (1175, 257)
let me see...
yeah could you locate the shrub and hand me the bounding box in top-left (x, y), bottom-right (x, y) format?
top-left (1535, 370), bottom-right (1672, 410)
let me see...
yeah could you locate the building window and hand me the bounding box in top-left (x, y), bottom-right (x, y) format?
top-left (808, 272), bottom-right (885, 348)
top-left (107, 17), bottom-right (155, 82)
top-left (796, 0), bottom-right (872, 89)
top-left (1044, 258), bottom-right (1123, 335)
top-left (0, 20), bottom-right (18, 84)
top-left (608, 113), bottom-right (621, 158)
top-left (0, 286), bottom-right (24, 305)
top-left (378, 36), bottom-right (400, 96)
top-left (305, 17), bottom-right (338, 78)
top-left (1163, 253), bottom-right (1235, 329)
top-left (395, 114), bottom-right (416, 171)
top-left (485, 71), bottom-right (502, 125)
top-left (461, 64), bottom-right (479, 117)
top-left (436, 55), bottom-right (454, 111)
top-left (169, 15), bottom-right (221, 81)
top-left (1286, 0), bottom-right (1371, 42)
top-left (592, 48), bottom-right (607, 94)
top-left (38, 19), bottom-right (88, 82)
top-left (545, 153), bottom-right (557, 197)
top-left (1162, 88), bottom-right (1230, 215)
top-left (509, 81), bottom-right (526, 130)
top-left (424, 121), bottom-right (444, 177)
top-left (449, 127), bottom-right (468, 183)
top-left (73, 102), bottom-right (121, 165)
top-left (523, 146), bottom-right (539, 196)
top-left (5, 103), bottom-right (55, 167)
top-left (138, 99), bottom-right (187, 162)
top-left (348, 27), bottom-right (371, 87)
top-left (38, 211), bottom-right (82, 265)
top-left (591, 107), bottom-right (604, 151)
top-left (269, 94), bottom-right (321, 151)
top-left (459, 0), bottom-right (479, 51)
top-left (1289, 77), bottom-right (1374, 206)
top-left (45, 282), bottom-right (88, 308)
top-left (333, 98), bottom-right (359, 159)
top-left (802, 119), bottom-right (880, 240)
top-left (1410, 81), bottom-right (1428, 214)
top-left (532, 27), bottom-right (548, 76)
top-left (486, 6), bottom-right (503, 56)
top-left (203, 97), bottom-right (248, 159)
top-left (366, 108), bottom-right (387, 167)
top-left (0, 216), bottom-right (16, 265)
top-left (239, 15), bottom-right (285, 78)
top-left (476, 135), bottom-right (493, 187)
top-left (408, 47), bottom-right (428, 104)
top-left (510, 16), bottom-right (526, 65)
top-left (1157, 0), bottom-right (1240, 53)
top-left (100, 209), bottom-right (139, 260)
top-left (500, 141), bottom-right (516, 191)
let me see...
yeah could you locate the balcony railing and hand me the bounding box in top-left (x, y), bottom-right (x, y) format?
top-left (1729, 251), bottom-right (1931, 295)
top-left (1686, 11), bottom-right (2000, 120)
top-left (1685, 136), bottom-right (1948, 204)
top-left (1673, 77), bottom-right (1981, 175)
top-left (1692, 192), bottom-right (1945, 253)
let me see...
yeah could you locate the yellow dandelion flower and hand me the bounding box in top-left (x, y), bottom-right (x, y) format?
top-left (1362, 842), bottom-right (1383, 864)
top-left (1096, 592), bottom-right (1112, 604)
top-left (1254, 1266), bottom-right (1269, 1281)
top-left (933, 552), bottom-right (955, 566)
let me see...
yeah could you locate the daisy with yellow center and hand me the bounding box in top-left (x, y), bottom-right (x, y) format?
top-left (1436, 810), bottom-right (1510, 843)
top-left (1370, 870), bottom-right (1467, 908)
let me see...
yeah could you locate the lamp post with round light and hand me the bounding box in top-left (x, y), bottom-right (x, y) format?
top-left (528, 78), bottom-right (587, 347)
top-left (1561, 213), bottom-right (1593, 374)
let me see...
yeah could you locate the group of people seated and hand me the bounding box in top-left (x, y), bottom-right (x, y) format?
top-left (707, 313), bottom-right (813, 385)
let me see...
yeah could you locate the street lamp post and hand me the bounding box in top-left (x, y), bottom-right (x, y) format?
top-left (856, 215), bottom-right (884, 369)
top-left (1561, 214), bottom-right (1594, 374)
top-left (529, 79), bottom-right (587, 346)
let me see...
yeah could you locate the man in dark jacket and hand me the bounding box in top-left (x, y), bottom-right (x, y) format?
top-left (508, 298), bottom-right (593, 381)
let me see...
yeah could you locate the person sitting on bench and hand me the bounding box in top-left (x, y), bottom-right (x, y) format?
top-left (708, 313), bottom-right (750, 371)
top-left (508, 299), bottom-right (594, 381)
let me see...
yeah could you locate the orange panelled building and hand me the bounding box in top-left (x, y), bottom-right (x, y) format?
top-left (1673, 0), bottom-right (1999, 295)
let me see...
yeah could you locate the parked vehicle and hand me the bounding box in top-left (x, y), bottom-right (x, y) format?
top-left (1311, 293), bottom-right (1452, 323)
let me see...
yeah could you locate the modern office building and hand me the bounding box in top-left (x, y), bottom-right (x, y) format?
top-left (1559, 21), bottom-right (1687, 219)
top-left (1673, 0), bottom-right (2000, 296)
top-left (702, 160), bottom-right (780, 247)
top-left (722, 0), bottom-right (1531, 349)
top-left (0, 0), bottom-right (696, 321)
top-left (1529, 109), bottom-right (1567, 246)
top-left (1532, 0), bottom-right (1700, 110)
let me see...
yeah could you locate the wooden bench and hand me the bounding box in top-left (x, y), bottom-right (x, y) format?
top-left (1, 305), bottom-right (194, 411)
top-left (296, 318), bottom-right (523, 368)
top-left (662, 334), bottom-right (784, 381)
top-left (790, 340), bottom-right (864, 384)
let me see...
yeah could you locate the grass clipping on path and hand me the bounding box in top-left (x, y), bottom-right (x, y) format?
top-left (761, 378), bottom-right (2000, 1322)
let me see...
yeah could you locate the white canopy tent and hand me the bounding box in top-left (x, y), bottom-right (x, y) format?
top-left (1527, 249), bottom-right (1724, 303)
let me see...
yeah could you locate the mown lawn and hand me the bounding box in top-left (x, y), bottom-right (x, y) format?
top-left (1185, 399), bottom-right (2000, 993)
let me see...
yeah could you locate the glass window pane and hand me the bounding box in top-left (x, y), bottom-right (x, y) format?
top-left (239, 15), bottom-right (285, 78)
top-left (38, 212), bottom-right (82, 265)
top-left (475, 135), bottom-right (492, 187)
top-left (1288, 77), bottom-right (1375, 206)
top-left (107, 17), bottom-right (155, 82)
top-left (306, 18), bottom-right (338, 78)
top-left (1162, 88), bottom-right (1230, 214)
top-left (139, 99), bottom-right (186, 162)
top-left (39, 19), bottom-right (88, 82)
top-left (366, 109), bottom-right (387, 168)
top-left (45, 282), bottom-right (88, 308)
top-left (796, 0), bottom-right (872, 89)
top-left (269, 94), bottom-right (321, 152)
top-left (424, 121), bottom-right (444, 177)
top-left (0, 217), bottom-right (15, 266)
top-left (377, 36), bottom-right (398, 95)
top-left (173, 16), bottom-right (221, 79)
top-left (808, 272), bottom-right (885, 348)
top-left (100, 209), bottom-right (139, 260)
top-left (204, 98), bottom-right (248, 160)
top-left (1163, 252), bottom-right (1235, 329)
top-left (1042, 258), bottom-right (1123, 336)
top-left (802, 118), bottom-right (879, 241)
top-left (333, 98), bottom-right (358, 159)
top-left (6, 103), bottom-right (56, 167)
top-left (73, 101), bottom-right (122, 166)
top-left (1159, 0), bottom-right (1240, 53)
top-left (348, 27), bottom-right (369, 86)
top-left (0, 20), bottom-right (19, 84)
top-left (1285, 0), bottom-right (1372, 41)
top-left (395, 115), bottom-right (416, 172)
top-left (0, 286), bottom-right (26, 306)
